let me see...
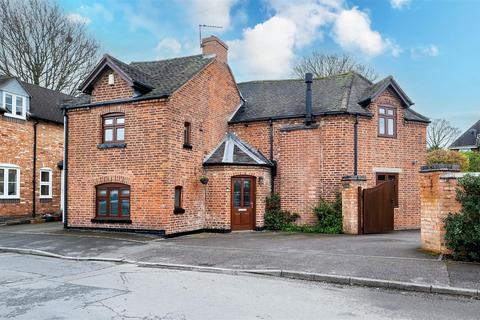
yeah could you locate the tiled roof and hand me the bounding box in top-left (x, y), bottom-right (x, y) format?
top-left (450, 120), bottom-right (480, 149)
top-left (0, 75), bottom-right (71, 123)
top-left (204, 133), bottom-right (273, 166)
top-left (230, 72), bottom-right (429, 123)
top-left (70, 54), bottom-right (215, 107)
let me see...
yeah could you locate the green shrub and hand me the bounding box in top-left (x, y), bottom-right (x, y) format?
top-left (264, 194), bottom-right (299, 231)
top-left (464, 151), bottom-right (480, 172)
top-left (426, 149), bottom-right (469, 171)
top-left (313, 194), bottom-right (343, 234)
top-left (444, 174), bottom-right (480, 261)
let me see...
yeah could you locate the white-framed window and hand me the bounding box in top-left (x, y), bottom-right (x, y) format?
top-left (39, 168), bottom-right (53, 198)
top-left (0, 164), bottom-right (20, 199)
top-left (3, 92), bottom-right (27, 119)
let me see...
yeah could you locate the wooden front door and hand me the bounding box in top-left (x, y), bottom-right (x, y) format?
top-left (231, 176), bottom-right (256, 231)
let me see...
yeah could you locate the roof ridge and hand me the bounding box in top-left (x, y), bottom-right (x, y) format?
top-left (130, 54), bottom-right (206, 65)
top-left (20, 80), bottom-right (71, 97)
top-left (238, 72), bottom-right (357, 85)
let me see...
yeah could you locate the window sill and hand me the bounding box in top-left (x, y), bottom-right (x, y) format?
top-left (377, 135), bottom-right (396, 139)
top-left (91, 218), bottom-right (132, 224)
top-left (39, 198), bottom-right (52, 203)
top-left (0, 198), bottom-right (20, 203)
top-left (97, 143), bottom-right (127, 149)
top-left (173, 207), bottom-right (185, 214)
top-left (4, 113), bottom-right (26, 121)
top-left (183, 144), bottom-right (193, 150)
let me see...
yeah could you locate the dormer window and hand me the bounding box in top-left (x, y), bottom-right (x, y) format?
top-left (3, 92), bottom-right (26, 119)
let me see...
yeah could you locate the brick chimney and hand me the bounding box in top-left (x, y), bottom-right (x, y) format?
top-left (201, 35), bottom-right (228, 64)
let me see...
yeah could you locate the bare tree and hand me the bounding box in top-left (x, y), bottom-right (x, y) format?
top-left (293, 52), bottom-right (377, 82)
top-left (0, 0), bottom-right (99, 95)
top-left (427, 119), bottom-right (462, 151)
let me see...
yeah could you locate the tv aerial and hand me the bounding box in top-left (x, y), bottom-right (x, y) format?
top-left (199, 24), bottom-right (223, 47)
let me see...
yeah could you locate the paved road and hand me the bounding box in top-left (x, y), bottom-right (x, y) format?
top-left (1, 222), bottom-right (479, 290)
top-left (1, 253), bottom-right (479, 320)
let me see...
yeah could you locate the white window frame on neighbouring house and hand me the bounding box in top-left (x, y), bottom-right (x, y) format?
top-left (0, 164), bottom-right (20, 199)
top-left (39, 168), bottom-right (53, 199)
top-left (3, 91), bottom-right (27, 119)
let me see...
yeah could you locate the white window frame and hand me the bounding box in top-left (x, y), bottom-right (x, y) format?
top-left (0, 164), bottom-right (20, 199)
top-left (3, 91), bottom-right (27, 119)
top-left (39, 168), bottom-right (53, 199)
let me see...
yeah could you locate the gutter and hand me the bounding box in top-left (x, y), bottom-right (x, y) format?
top-left (63, 94), bottom-right (169, 111)
top-left (32, 121), bottom-right (38, 218)
top-left (228, 111), bottom-right (373, 125)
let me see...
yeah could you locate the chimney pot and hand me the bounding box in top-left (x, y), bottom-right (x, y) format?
top-left (305, 72), bottom-right (313, 83)
top-left (201, 35), bottom-right (228, 64)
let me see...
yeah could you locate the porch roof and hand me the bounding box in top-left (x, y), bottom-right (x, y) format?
top-left (204, 133), bottom-right (273, 167)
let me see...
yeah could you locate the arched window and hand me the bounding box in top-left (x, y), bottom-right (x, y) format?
top-left (102, 113), bottom-right (125, 143)
top-left (96, 183), bottom-right (130, 218)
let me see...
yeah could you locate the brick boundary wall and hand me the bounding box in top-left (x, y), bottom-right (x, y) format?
top-left (419, 166), bottom-right (480, 254)
top-left (341, 175), bottom-right (367, 235)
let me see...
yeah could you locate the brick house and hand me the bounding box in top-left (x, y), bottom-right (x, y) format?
top-left (0, 75), bottom-right (69, 220)
top-left (449, 119), bottom-right (480, 151)
top-left (65, 36), bottom-right (429, 236)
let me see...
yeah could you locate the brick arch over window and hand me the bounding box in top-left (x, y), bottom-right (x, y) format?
top-left (93, 175), bottom-right (132, 186)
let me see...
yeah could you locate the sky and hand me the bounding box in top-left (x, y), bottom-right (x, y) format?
top-left (58, 0), bottom-right (480, 132)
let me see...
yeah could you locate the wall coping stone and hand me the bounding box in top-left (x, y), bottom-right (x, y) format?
top-left (440, 172), bottom-right (480, 180)
top-left (342, 175), bottom-right (367, 181)
top-left (420, 164), bottom-right (460, 173)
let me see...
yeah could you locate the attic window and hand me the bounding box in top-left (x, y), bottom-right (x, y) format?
top-left (108, 74), bottom-right (115, 85)
top-left (378, 106), bottom-right (396, 138)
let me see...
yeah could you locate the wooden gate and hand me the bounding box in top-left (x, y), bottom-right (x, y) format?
top-left (360, 180), bottom-right (395, 234)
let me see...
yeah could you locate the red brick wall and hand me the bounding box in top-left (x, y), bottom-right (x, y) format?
top-left (67, 59), bottom-right (242, 235)
top-left (91, 67), bottom-right (134, 103)
top-left (230, 116), bottom-right (356, 224)
top-left (420, 171), bottom-right (463, 253)
top-left (358, 88), bottom-right (428, 229)
top-left (204, 166), bottom-right (271, 229)
top-left (0, 116), bottom-right (63, 217)
top-left (230, 89), bottom-right (427, 229)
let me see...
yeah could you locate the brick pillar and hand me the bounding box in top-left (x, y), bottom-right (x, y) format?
top-left (341, 175), bottom-right (367, 235)
top-left (420, 164), bottom-right (461, 254)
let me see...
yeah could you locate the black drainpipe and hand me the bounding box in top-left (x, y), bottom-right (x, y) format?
top-left (32, 121), bottom-right (38, 218)
top-left (354, 114), bottom-right (359, 176)
top-left (63, 109), bottom-right (69, 228)
top-left (268, 119), bottom-right (275, 193)
top-left (304, 73), bottom-right (313, 125)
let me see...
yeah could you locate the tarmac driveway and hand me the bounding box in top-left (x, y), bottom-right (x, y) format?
top-left (0, 222), bottom-right (479, 290)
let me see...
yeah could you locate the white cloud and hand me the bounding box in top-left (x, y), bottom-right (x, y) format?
top-left (410, 44), bottom-right (440, 58)
top-left (228, 1), bottom-right (400, 80)
top-left (333, 7), bottom-right (399, 57)
top-left (78, 3), bottom-right (113, 22)
top-left (228, 16), bottom-right (297, 79)
top-left (183, 0), bottom-right (239, 31)
top-left (155, 38), bottom-right (182, 58)
top-left (66, 13), bottom-right (91, 25)
top-left (390, 0), bottom-right (411, 10)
